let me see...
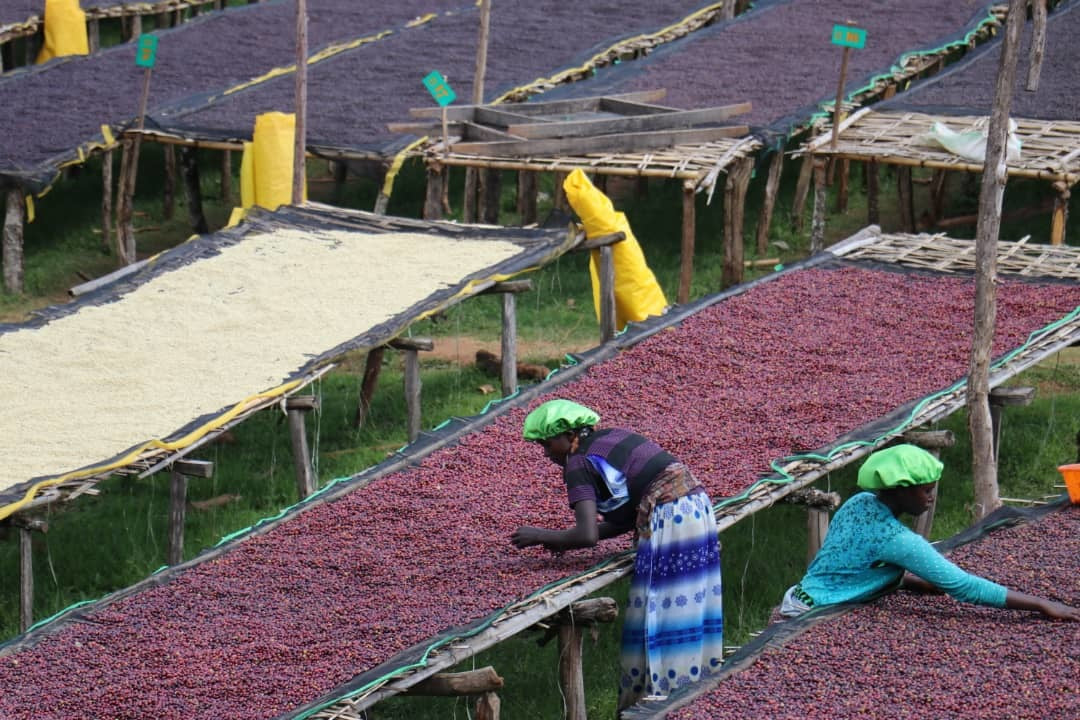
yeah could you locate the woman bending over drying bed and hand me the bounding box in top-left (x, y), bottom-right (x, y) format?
top-left (779, 443), bottom-right (1080, 621)
top-left (510, 399), bottom-right (725, 713)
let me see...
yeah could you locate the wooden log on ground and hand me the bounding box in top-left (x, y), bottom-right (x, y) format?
top-left (722, 157), bottom-right (752, 286)
top-left (4, 187), bottom-right (26, 293)
top-left (180, 146), bottom-right (209, 233)
top-left (287, 395), bottom-right (320, 499)
top-left (755, 151), bottom-right (784, 255)
top-left (679, 180), bottom-right (695, 305)
top-left (168, 459), bottom-right (213, 565)
top-left (406, 667), bottom-right (504, 696)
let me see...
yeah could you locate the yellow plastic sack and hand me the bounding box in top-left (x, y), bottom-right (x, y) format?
top-left (35, 0), bottom-right (89, 64)
top-left (563, 169), bottom-right (667, 330)
top-left (247, 112), bottom-right (307, 210)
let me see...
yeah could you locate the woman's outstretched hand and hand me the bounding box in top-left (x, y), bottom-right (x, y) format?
top-left (510, 526), bottom-right (545, 549)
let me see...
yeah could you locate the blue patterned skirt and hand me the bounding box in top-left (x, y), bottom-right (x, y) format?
top-left (618, 489), bottom-right (724, 710)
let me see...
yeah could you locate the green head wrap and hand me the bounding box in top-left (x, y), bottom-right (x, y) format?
top-left (522, 399), bottom-right (599, 441)
top-left (857, 444), bottom-right (944, 490)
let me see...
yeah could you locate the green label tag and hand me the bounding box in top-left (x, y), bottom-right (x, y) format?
top-left (831, 24), bottom-right (866, 49)
top-left (422, 71), bottom-right (456, 107)
top-left (135, 35), bottom-right (158, 68)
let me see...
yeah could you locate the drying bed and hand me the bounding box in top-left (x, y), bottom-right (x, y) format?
top-left (149, 0), bottom-right (725, 157)
top-left (537, 0), bottom-right (1001, 139)
top-left (0, 203), bottom-right (575, 519)
top-left (1, 248), bottom-right (1077, 720)
top-left (632, 504), bottom-right (1080, 720)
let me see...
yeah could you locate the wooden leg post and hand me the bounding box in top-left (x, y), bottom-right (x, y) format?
top-left (4, 187), bottom-right (26, 294)
top-left (354, 346), bottom-right (386, 428)
top-left (989, 386), bottom-right (1035, 465)
top-left (463, 167), bottom-right (479, 223)
top-left (517, 171), bottom-right (537, 226)
top-left (13, 517), bottom-right (48, 633)
top-left (480, 168), bottom-right (501, 224)
top-left (901, 429), bottom-right (956, 538)
top-left (784, 487), bottom-right (841, 563)
top-left (599, 245), bottom-right (616, 343)
top-left (723, 157), bottom-right (753, 287)
top-left (835, 158), bottom-right (849, 213)
top-left (168, 459), bottom-right (213, 565)
top-left (679, 180), bottom-right (696, 305)
top-left (809, 157), bottom-right (828, 253)
top-left (423, 161), bottom-right (444, 220)
top-left (553, 171), bottom-right (569, 212)
top-left (1050, 181), bottom-right (1070, 246)
top-left (897, 166), bottom-right (915, 233)
top-left (180, 146), bottom-right (209, 233)
top-left (88, 19), bottom-right (100, 51)
top-left (478, 280), bottom-right (533, 397)
top-left (867, 159), bottom-right (880, 226)
top-left (755, 151), bottom-right (784, 255)
top-left (286, 396), bottom-right (320, 499)
top-left (791, 155), bottom-right (814, 230)
top-left (221, 150), bottom-right (233, 204)
top-left (389, 337), bottom-right (435, 443)
top-left (163, 145), bottom-right (176, 220)
top-left (532, 598), bottom-right (617, 720)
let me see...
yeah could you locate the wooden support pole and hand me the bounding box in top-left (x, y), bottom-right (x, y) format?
top-left (1049, 181), bottom-right (1070, 246)
top-left (517, 171), bottom-right (538, 226)
top-left (130, 14), bottom-right (142, 39)
top-left (221, 150), bottom-right (233, 204)
top-left (292, 0), bottom-right (307, 206)
top-left (835, 158), bottom-right (849, 213)
top-left (286, 395), bottom-right (319, 499)
top-left (867, 159), bottom-right (880, 226)
top-left (4, 187), bottom-right (26, 294)
top-left (168, 459), bottom-right (213, 565)
top-left (88, 19), bottom-right (100, 52)
top-left (989, 386), bottom-right (1035, 464)
top-left (791, 155), bottom-right (814, 229)
top-left (722, 157), bottom-right (752, 287)
top-left (501, 293), bottom-right (518, 397)
top-left (902, 429), bottom-right (956, 538)
top-left (598, 245), bottom-right (616, 343)
top-left (896, 166), bottom-right (915, 233)
top-left (929, 169), bottom-right (949, 227)
top-left (116, 138), bottom-right (137, 263)
top-left (553, 171), bottom-right (569, 212)
top-left (354, 346), bottom-right (386, 428)
top-left (1026, 0), bottom-right (1047, 92)
top-left (558, 622), bottom-right (586, 720)
top-left (783, 487), bottom-right (841, 562)
top-left (101, 148), bottom-right (114, 251)
top-left (476, 693), bottom-right (500, 720)
top-left (423, 162), bottom-right (444, 220)
top-left (809, 157), bottom-right (828, 254)
top-left (400, 346), bottom-right (422, 443)
top-left (13, 517), bottom-right (47, 632)
top-left (180, 146), bottom-right (209, 233)
top-left (679, 180), bottom-right (696, 304)
top-left (163, 145), bottom-right (176, 220)
top-left (480, 169), bottom-right (502, 224)
top-left (755, 151), bottom-right (784, 255)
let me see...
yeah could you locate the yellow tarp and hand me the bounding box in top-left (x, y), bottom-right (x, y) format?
top-left (239, 112), bottom-right (307, 211)
top-left (35, 0), bottom-right (89, 64)
top-left (563, 169), bottom-right (667, 330)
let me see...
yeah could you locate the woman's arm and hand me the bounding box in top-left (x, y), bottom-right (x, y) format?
top-left (511, 500), bottom-right (613, 551)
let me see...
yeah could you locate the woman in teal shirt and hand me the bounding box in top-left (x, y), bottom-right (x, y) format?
top-left (779, 444), bottom-right (1079, 621)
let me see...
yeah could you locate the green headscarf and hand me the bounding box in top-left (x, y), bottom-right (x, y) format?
top-left (857, 444), bottom-right (944, 490)
top-left (522, 399), bottom-right (599, 441)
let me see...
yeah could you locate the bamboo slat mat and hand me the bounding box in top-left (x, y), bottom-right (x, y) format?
top-left (804, 109), bottom-right (1080, 184)
top-left (833, 230), bottom-right (1080, 278)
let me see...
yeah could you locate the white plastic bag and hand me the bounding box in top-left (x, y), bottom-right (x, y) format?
top-left (921, 119), bottom-right (1021, 163)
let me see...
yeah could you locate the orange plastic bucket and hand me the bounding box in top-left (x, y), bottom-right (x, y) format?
top-left (1059, 464), bottom-right (1080, 505)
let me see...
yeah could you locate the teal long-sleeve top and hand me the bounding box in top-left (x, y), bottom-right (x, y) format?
top-left (799, 492), bottom-right (1007, 608)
